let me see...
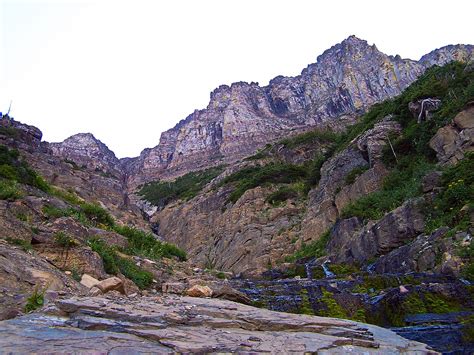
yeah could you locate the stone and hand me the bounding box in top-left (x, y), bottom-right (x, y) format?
top-left (95, 277), bottom-right (124, 294)
top-left (0, 295), bottom-right (434, 353)
top-left (422, 171), bottom-right (442, 193)
top-left (88, 287), bottom-right (103, 297)
top-left (453, 104), bottom-right (474, 129)
top-left (80, 274), bottom-right (99, 288)
top-left (186, 285), bottom-right (213, 298)
top-left (399, 285), bottom-right (409, 294)
top-left (162, 282), bottom-right (187, 294)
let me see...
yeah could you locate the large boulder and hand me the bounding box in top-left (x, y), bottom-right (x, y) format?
top-left (186, 285), bottom-right (213, 298)
top-left (429, 105), bottom-right (474, 165)
top-left (328, 199), bottom-right (425, 264)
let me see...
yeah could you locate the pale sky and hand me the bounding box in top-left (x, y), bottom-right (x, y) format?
top-left (0, 0), bottom-right (473, 158)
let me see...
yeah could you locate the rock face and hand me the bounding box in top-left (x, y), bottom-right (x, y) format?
top-left (0, 295), bottom-right (434, 353)
top-left (50, 133), bottom-right (122, 177)
top-left (429, 104), bottom-right (474, 165)
top-left (327, 199), bottom-right (426, 264)
top-left (123, 37), bottom-right (473, 188)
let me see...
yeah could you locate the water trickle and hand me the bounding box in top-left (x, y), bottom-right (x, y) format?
top-left (322, 262), bottom-right (335, 278)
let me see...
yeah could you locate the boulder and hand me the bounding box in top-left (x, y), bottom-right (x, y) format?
top-left (453, 104), bottom-right (474, 129)
top-left (186, 285), bottom-right (213, 298)
top-left (80, 274), bottom-right (99, 288)
top-left (162, 282), bottom-right (187, 295)
top-left (95, 277), bottom-right (125, 294)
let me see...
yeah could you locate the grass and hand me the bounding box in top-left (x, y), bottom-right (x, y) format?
top-left (221, 163), bottom-right (307, 203)
top-left (24, 286), bottom-right (45, 313)
top-left (0, 179), bottom-right (22, 200)
top-left (139, 166), bottom-right (224, 207)
top-left (344, 166), bottom-right (369, 185)
top-left (279, 129), bottom-right (341, 149)
top-left (284, 230), bottom-right (331, 262)
top-left (341, 157), bottom-right (435, 220)
top-left (113, 224), bottom-right (187, 261)
top-left (265, 186), bottom-right (299, 206)
top-left (88, 237), bottom-right (153, 289)
top-left (6, 237), bottom-right (32, 252)
top-left (54, 231), bottom-right (77, 248)
top-left (0, 145), bottom-right (50, 192)
top-left (42, 202), bottom-right (115, 228)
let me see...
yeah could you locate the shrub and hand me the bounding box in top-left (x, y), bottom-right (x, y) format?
top-left (139, 166), bottom-right (224, 207)
top-left (285, 230), bottom-right (331, 262)
top-left (24, 286), bottom-right (45, 313)
top-left (6, 237), bottom-right (32, 252)
top-left (54, 232), bottom-right (77, 248)
top-left (0, 179), bottom-right (22, 200)
top-left (0, 145), bottom-right (50, 192)
top-left (344, 166), bottom-right (369, 185)
top-left (266, 186), bottom-right (299, 205)
top-left (114, 225), bottom-right (187, 261)
top-left (80, 202), bottom-right (115, 227)
top-left (222, 163), bottom-right (307, 203)
top-left (87, 237), bottom-right (153, 289)
top-left (279, 129), bottom-right (340, 149)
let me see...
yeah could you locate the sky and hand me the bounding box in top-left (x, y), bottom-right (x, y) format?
top-left (0, 0), bottom-right (473, 158)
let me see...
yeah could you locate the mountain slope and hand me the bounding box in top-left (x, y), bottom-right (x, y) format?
top-left (122, 36), bottom-right (473, 188)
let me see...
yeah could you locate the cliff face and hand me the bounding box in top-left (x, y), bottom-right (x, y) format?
top-left (121, 36), bottom-right (473, 188)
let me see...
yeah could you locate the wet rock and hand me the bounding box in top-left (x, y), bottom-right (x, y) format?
top-left (186, 284), bottom-right (213, 297)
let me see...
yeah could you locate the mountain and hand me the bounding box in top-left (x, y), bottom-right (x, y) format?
top-left (120, 36), bottom-right (473, 188)
top-left (1, 37), bottom-right (474, 353)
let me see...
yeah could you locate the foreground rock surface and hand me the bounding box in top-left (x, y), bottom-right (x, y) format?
top-left (0, 295), bottom-right (435, 354)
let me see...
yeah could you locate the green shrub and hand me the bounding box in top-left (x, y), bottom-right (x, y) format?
top-left (24, 286), bottom-right (45, 313)
top-left (341, 157), bottom-right (435, 220)
top-left (0, 145), bottom-right (50, 192)
top-left (80, 202), bottom-right (115, 227)
top-left (139, 166), bottom-right (224, 207)
top-left (279, 129), bottom-right (340, 149)
top-left (113, 225), bottom-right (187, 261)
top-left (0, 126), bottom-right (20, 138)
top-left (285, 230), bottom-right (331, 262)
top-left (0, 179), bottom-right (22, 200)
top-left (222, 163), bottom-right (307, 203)
top-left (266, 186), bottom-right (299, 205)
top-left (6, 237), bottom-right (32, 252)
top-left (425, 153), bottom-right (474, 233)
top-left (87, 237), bottom-right (153, 289)
top-left (54, 232), bottom-right (77, 248)
top-left (344, 166), bottom-right (369, 185)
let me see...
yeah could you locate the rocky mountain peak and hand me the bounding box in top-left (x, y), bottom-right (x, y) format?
top-left (50, 132), bottom-right (121, 176)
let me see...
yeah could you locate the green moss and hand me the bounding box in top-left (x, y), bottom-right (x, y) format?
top-left (297, 289), bottom-right (314, 315)
top-left (318, 289), bottom-right (347, 318)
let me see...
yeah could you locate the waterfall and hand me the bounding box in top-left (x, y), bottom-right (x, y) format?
top-left (322, 261), bottom-right (335, 278)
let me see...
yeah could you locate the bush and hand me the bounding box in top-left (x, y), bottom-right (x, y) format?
top-left (24, 286), bottom-right (45, 313)
top-left (341, 157), bottom-right (435, 220)
top-left (266, 186), bottom-right (299, 205)
top-left (80, 202), bottom-right (115, 227)
top-left (222, 163), bottom-right (307, 203)
top-left (0, 145), bottom-right (50, 192)
top-left (139, 166), bottom-right (224, 207)
top-left (0, 179), bottom-right (22, 200)
top-left (279, 129), bottom-right (340, 149)
top-left (113, 225), bottom-right (187, 261)
top-left (285, 230), bottom-right (331, 262)
top-left (54, 232), bottom-right (77, 248)
top-left (87, 237), bottom-right (153, 289)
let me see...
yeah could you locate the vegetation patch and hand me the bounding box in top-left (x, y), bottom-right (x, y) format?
top-left (265, 186), bottom-right (299, 206)
top-left (221, 163), bottom-right (307, 203)
top-left (24, 286), bottom-right (45, 313)
top-left (344, 166), bottom-right (369, 185)
top-left (0, 179), bottom-right (22, 200)
top-left (279, 129), bottom-right (340, 149)
top-left (6, 237), bottom-right (32, 252)
top-left (0, 145), bottom-right (50, 192)
top-left (284, 230), bottom-right (330, 262)
top-left (88, 237), bottom-right (153, 289)
top-left (139, 166), bottom-right (224, 207)
top-left (113, 225), bottom-right (187, 261)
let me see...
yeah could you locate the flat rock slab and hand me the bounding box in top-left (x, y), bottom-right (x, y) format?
top-left (0, 295), bottom-right (436, 354)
